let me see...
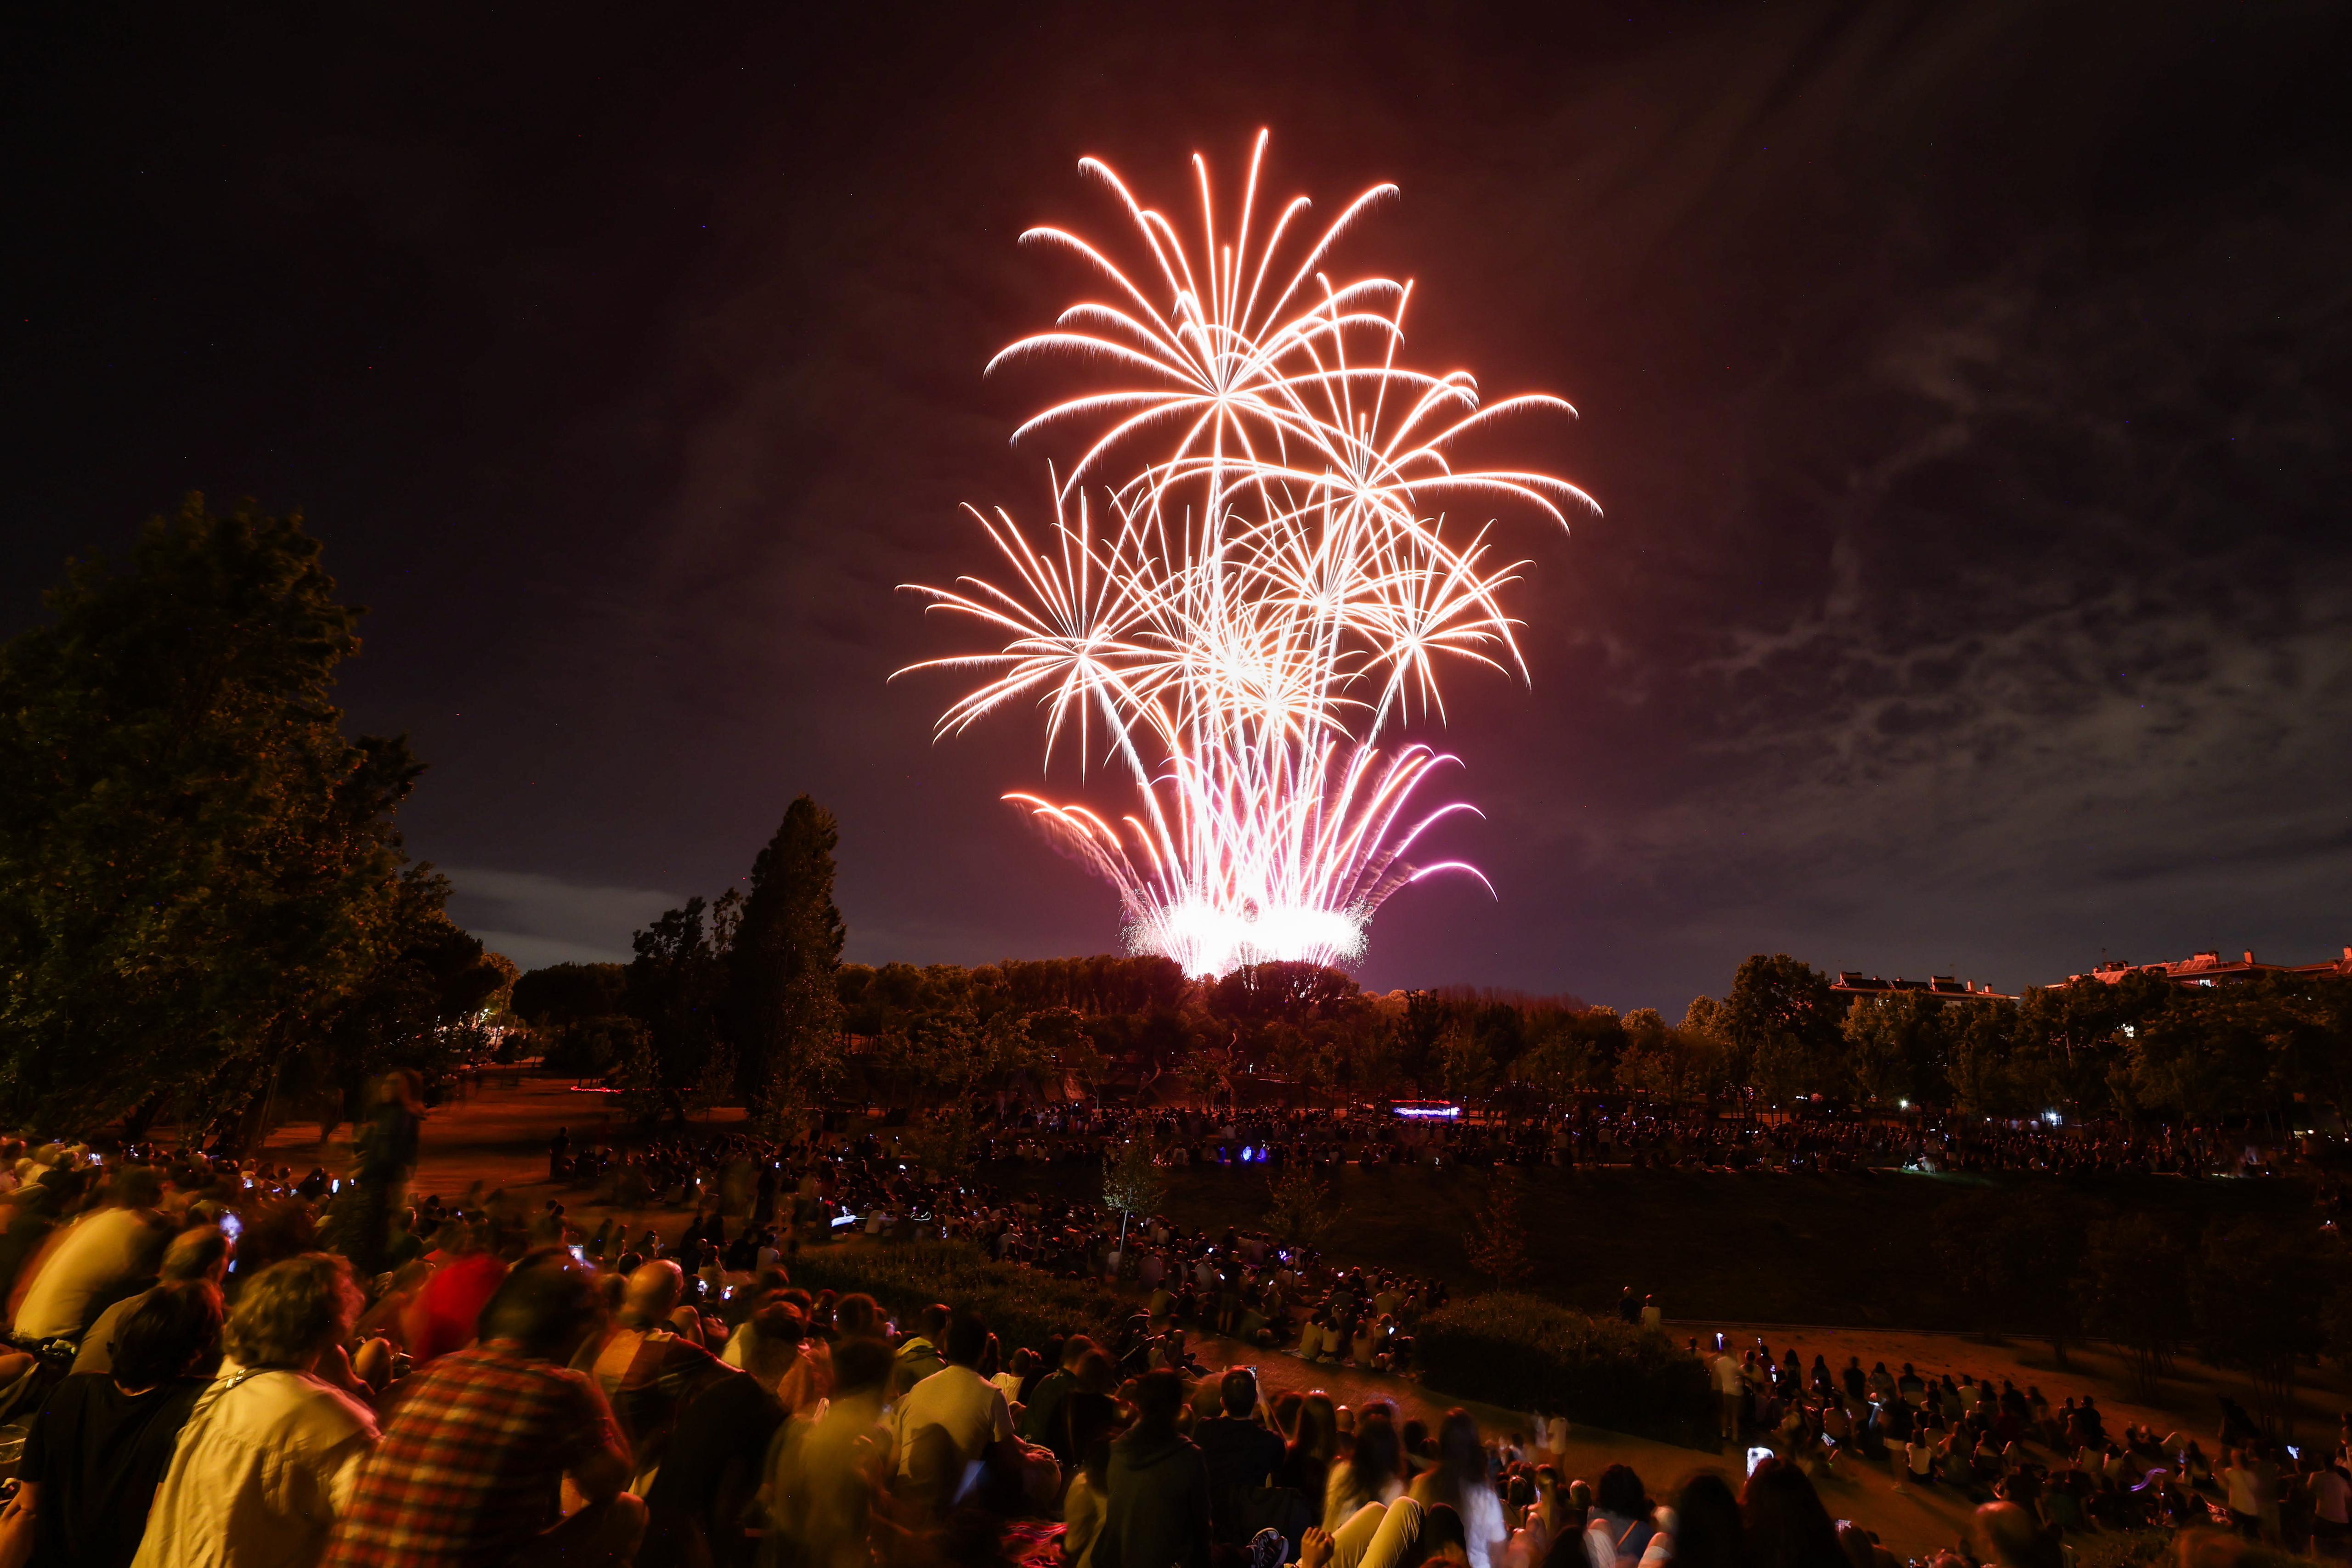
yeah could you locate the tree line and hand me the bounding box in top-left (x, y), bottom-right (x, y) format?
top-left (519, 942), bottom-right (2352, 1128)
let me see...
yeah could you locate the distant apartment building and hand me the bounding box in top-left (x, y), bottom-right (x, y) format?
top-left (2066, 946), bottom-right (2352, 989)
top-left (1829, 972), bottom-right (2013, 1002)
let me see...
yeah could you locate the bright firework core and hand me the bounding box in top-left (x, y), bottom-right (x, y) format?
top-left (901, 131), bottom-right (1594, 977)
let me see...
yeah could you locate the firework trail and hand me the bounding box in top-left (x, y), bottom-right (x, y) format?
top-left (901, 131), bottom-right (1592, 976)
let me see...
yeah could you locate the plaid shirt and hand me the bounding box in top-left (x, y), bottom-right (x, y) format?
top-left (322, 1343), bottom-right (620, 1568)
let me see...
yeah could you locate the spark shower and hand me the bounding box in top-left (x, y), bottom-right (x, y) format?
top-left (902, 133), bottom-right (1593, 977)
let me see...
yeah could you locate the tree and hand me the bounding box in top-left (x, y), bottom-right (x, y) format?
top-left (0, 496), bottom-right (418, 1136)
top-left (728, 795), bottom-right (846, 1109)
top-left (1264, 1161), bottom-right (1342, 1253)
top-left (1721, 954), bottom-right (1843, 1103)
top-left (1208, 961), bottom-right (1359, 1027)
top-left (1102, 1135), bottom-right (1168, 1251)
top-left (512, 961), bottom-right (632, 1072)
top-left (305, 864), bottom-right (513, 1134)
top-left (1437, 1018), bottom-right (1498, 1101)
top-left (1464, 1168), bottom-right (1533, 1290)
top-left (620, 893), bottom-right (738, 1122)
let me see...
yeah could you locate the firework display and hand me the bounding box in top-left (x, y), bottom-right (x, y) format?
top-left (902, 132), bottom-right (1591, 976)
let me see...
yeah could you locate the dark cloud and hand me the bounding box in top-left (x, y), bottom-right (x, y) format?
top-left (5, 0), bottom-right (2345, 1008)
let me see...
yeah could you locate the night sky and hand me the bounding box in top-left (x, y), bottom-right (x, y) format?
top-left (7, 2), bottom-right (2348, 1010)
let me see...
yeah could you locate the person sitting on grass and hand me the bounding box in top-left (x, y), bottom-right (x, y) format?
top-left (1094, 1370), bottom-right (1213, 1568)
top-left (8, 1278), bottom-right (223, 1568)
top-left (135, 1253), bottom-right (380, 1568)
top-left (321, 1249), bottom-right (639, 1568)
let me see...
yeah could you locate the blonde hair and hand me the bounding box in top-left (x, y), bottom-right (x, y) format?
top-left (226, 1252), bottom-right (361, 1367)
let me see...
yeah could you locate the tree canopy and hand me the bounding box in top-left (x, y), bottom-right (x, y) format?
top-left (0, 496), bottom-right (501, 1139)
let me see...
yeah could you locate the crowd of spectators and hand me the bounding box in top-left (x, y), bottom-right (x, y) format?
top-left (0, 1079), bottom-right (2334, 1568)
top-left (618, 1102), bottom-right (2288, 1182)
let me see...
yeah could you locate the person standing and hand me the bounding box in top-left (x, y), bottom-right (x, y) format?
top-left (1712, 1347), bottom-right (1746, 1441)
top-left (346, 1073), bottom-right (423, 1278)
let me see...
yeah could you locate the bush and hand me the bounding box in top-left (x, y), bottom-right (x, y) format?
top-left (791, 1239), bottom-right (1127, 1355)
top-left (1415, 1291), bottom-right (1715, 1449)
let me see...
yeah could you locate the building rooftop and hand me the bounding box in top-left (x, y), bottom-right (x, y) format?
top-left (2068, 946), bottom-right (2352, 988)
top-left (1830, 972), bottom-right (2014, 1002)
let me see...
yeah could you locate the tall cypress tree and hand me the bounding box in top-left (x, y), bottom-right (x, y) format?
top-left (728, 795), bottom-right (845, 1107)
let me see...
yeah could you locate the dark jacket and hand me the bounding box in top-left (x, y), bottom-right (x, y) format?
top-left (1096, 1428), bottom-right (1213, 1568)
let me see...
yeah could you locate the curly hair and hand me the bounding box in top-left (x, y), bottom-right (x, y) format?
top-left (225, 1252), bottom-right (361, 1367)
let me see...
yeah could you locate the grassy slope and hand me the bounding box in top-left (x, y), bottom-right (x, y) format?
top-left (989, 1159), bottom-right (2310, 1327)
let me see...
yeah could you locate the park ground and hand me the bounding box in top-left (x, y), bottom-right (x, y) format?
top-left (268, 1077), bottom-right (2347, 1561)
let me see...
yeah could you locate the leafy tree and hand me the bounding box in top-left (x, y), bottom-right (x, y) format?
top-left (1614, 1007), bottom-right (1733, 1104)
top-left (1437, 1018), bottom-right (1498, 1101)
top-left (512, 961), bottom-right (631, 1072)
top-left (305, 864), bottom-right (513, 1133)
top-left (1840, 992), bottom-right (1948, 1107)
top-left (513, 963), bottom-right (627, 1029)
top-left (1208, 961), bottom-right (1359, 1027)
top-left (2010, 972), bottom-right (2174, 1118)
top-left (1182, 1043), bottom-right (1240, 1112)
top-left (619, 892), bottom-right (738, 1121)
top-left (1721, 954), bottom-right (1842, 1103)
top-left (0, 496), bottom-right (418, 1137)
top-left (728, 795), bottom-right (846, 1109)
top-left (1396, 990), bottom-right (1454, 1091)
top-left (1102, 1135), bottom-right (1168, 1250)
top-left (1464, 1168), bottom-right (1533, 1290)
top-left (1264, 1160), bottom-right (1342, 1253)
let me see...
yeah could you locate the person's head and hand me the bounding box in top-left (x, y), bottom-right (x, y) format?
top-left (917, 1302), bottom-right (951, 1343)
top-left (753, 1297), bottom-right (808, 1348)
top-left (1131, 1368), bottom-right (1186, 1438)
top-left (161, 1224), bottom-right (231, 1283)
top-left (1741, 1457), bottom-right (1844, 1568)
top-left (831, 1334), bottom-right (892, 1398)
top-left (226, 1253), bottom-right (362, 1369)
top-left (479, 1250), bottom-right (606, 1361)
top-left (1351, 1408), bottom-right (1404, 1491)
top-left (111, 1278), bottom-right (224, 1388)
top-left (1594, 1463), bottom-right (1650, 1521)
top-left (835, 1292), bottom-right (882, 1339)
top-left (945, 1310), bottom-right (989, 1367)
top-left (1221, 1365), bottom-right (1260, 1418)
top-left (621, 1259), bottom-right (684, 1328)
top-left (1436, 1409), bottom-right (1486, 1482)
top-left (1974, 1502), bottom-right (2058, 1568)
top-left (1299, 1391), bottom-right (1339, 1458)
top-left (1074, 1348), bottom-right (1116, 1394)
top-left (1408, 1503), bottom-right (1470, 1568)
top-left (378, 1069), bottom-right (423, 1113)
top-left (111, 1165), bottom-right (164, 1211)
top-left (1272, 1388), bottom-right (1303, 1437)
